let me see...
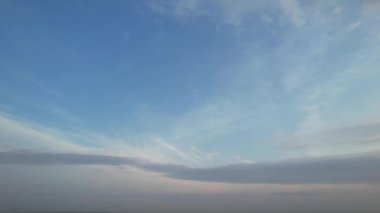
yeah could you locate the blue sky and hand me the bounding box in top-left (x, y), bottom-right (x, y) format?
top-left (1, 0), bottom-right (380, 165)
top-left (1, 1), bottom-right (380, 211)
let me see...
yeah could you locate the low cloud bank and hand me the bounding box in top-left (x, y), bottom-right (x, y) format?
top-left (0, 150), bottom-right (379, 184)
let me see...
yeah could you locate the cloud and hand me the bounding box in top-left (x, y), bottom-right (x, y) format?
top-left (169, 153), bottom-right (380, 184)
top-left (0, 150), bottom-right (139, 165)
top-left (146, 0), bottom-right (205, 20)
top-left (347, 20), bottom-right (361, 33)
top-left (0, 112), bottom-right (88, 152)
top-left (152, 137), bottom-right (203, 166)
top-left (146, 0), bottom-right (304, 28)
top-left (0, 111), bottom-right (216, 166)
top-left (0, 150), bottom-right (188, 176)
top-left (281, 118), bottom-right (380, 157)
top-left (279, 0), bottom-right (304, 26)
top-left (1, 150), bottom-right (379, 184)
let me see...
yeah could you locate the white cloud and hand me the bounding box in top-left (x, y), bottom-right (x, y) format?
top-left (0, 110), bottom-right (223, 166)
top-left (347, 20), bottom-right (361, 33)
top-left (146, 0), bottom-right (205, 20)
top-left (0, 112), bottom-right (88, 152)
top-left (280, 118), bottom-right (380, 158)
top-left (152, 136), bottom-right (203, 166)
top-left (215, 0), bottom-right (269, 27)
top-left (147, 0), bottom-right (305, 28)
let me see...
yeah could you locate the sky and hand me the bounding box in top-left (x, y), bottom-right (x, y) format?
top-left (0, 0), bottom-right (380, 212)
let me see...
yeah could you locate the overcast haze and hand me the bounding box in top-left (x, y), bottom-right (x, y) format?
top-left (1, 0), bottom-right (380, 212)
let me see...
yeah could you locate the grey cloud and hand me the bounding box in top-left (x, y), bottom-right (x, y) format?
top-left (0, 150), bottom-right (379, 184)
top-left (0, 151), bottom-right (140, 165)
top-left (167, 154), bottom-right (380, 184)
top-left (0, 150), bottom-right (188, 174)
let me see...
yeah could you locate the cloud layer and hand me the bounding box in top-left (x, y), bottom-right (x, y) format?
top-left (1, 150), bottom-right (379, 184)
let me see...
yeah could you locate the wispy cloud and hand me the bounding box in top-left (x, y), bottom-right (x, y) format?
top-left (279, 119), bottom-right (380, 157)
top-left (0, 111), bottom-right (219, 166)
top-left (146, 0), bottom-right (305, 28)
top-left (0, 112), bottom-right (88, 152)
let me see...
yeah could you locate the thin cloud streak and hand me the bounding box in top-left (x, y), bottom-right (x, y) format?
top-left (1, 150), bottom-right (379, 184)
